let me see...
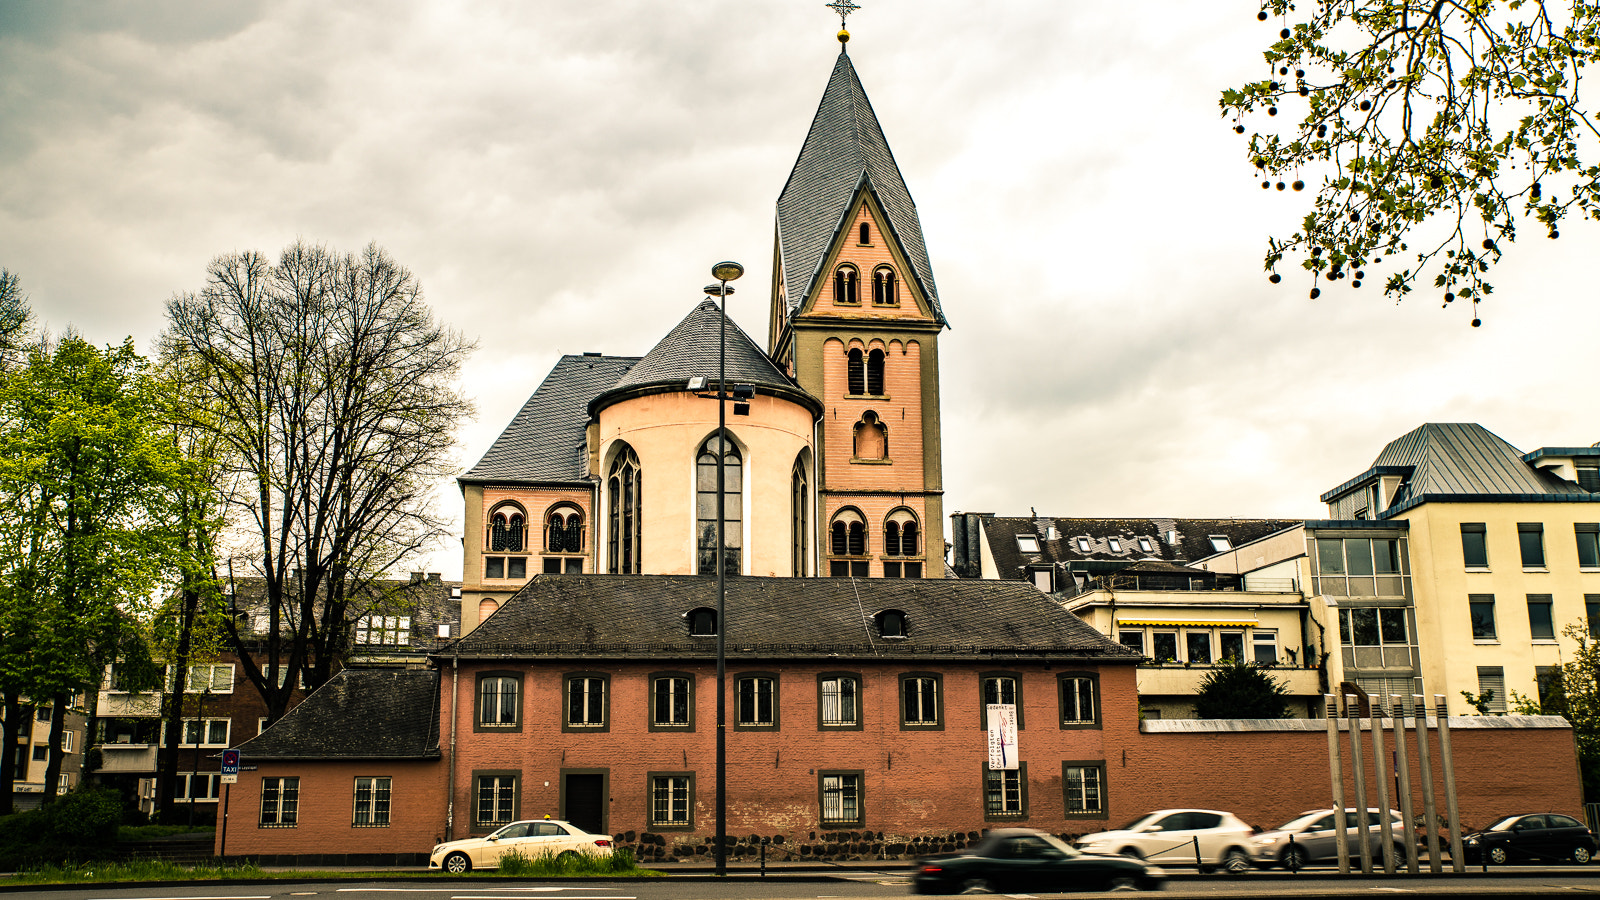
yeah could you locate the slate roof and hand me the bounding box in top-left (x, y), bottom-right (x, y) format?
top-left (439, 575), bottom-right (1138, 662)
top-left (237, 668), bottom-right (440, 760)
top-left (776, 50), bottom-right (944, 325)
top-left (979, 516), bottom-right (1301, 584)
top-left (1321, 423), bottom-right (1598, 514)
top-left (462, 354), bottom-right (639, 484)
top-left (593, 301), bottom-right (817, 414)
top-left (228, 574), bottom-right (462, 659)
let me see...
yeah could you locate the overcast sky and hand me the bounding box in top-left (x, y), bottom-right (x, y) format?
top-left (1, 1), bottom-right (1593, 580)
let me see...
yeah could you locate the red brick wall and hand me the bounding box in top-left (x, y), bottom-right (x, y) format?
top-left (214, 759), bottom-right (446, 858)
top-left (218, 658), bottom-right (1581, 862)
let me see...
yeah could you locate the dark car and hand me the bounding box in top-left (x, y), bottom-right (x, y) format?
top-left (912, 828), bottom-right (1165, 894)
top-left (1462, 813), bottom-right (1597, 865)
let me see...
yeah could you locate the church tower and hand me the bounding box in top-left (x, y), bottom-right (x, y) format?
top-left (770, 33), bottom-right (948, 578)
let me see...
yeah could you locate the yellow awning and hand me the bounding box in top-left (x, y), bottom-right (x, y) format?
top-left (1116, 618), bottom-right (1260, 627)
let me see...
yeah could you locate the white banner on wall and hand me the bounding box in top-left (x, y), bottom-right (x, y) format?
top-left (986, 703), bottom-right (1018, 770)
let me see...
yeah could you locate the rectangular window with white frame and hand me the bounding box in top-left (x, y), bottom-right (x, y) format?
top-left (177, 772), bottom-right (221, 801)
top-left (980, 673), bottom-right (1023, 728)
top-left (476, 672), bottom-right (521, 731)
top-left (735, 674), bottom-right (779, 730)
top-left (648, 773), bottom-right (693, 828)
top-left (474, 771), bottom-right (517, 828)
top-left (355, 615), bottom-right (411, 646)
top-left (565, 674), bottom-right (609, 731)
top-left (1062, 761), bottom-right (1107, 817)
top-left (984, 763), bottom-right (1027, 820)
top-left (173, 664), bottom-right (234, 694)
top-left (353, 776), bottom-right (391, 826)
top-left (1252, 629), bottom-right (1278, 665)
top-left (650, 674), bottom-right (693, 730)
top-left (819, 771), bottom-right (863, 826)
top-left (819, 673), bottom-right (860, 729)
top-left (178, 719), bottom-right (230, 747)
top-left (1058, 673), bottom-right (1100, 728)
top-left (259, 776), bottom-right (299, 826)
top-left (899, 673), bottom-right (942, 730)
top-left (60, 730), bottom-right (73, 753)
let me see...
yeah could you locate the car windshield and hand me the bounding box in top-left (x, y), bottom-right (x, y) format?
top-left (1119, 813), bottom-right (1159, 831)
top-left (1277, 812), bottom-right (1324, 831)
top-left (1038, 833), bottom-right (1078, 856)
top-left (1485, 816), bottom-right (1522, 832)
top-left (490, 822), bottom-right (530, 839)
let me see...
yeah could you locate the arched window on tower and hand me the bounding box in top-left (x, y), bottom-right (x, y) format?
top-left (696, 432), bottom-right (742, 576)
top-left (853, 411), bottom-right (887, 461)
top-left (872, 266), bottom-right (898, 306)
top-left (607, 444), bottom-right (642, 574)
top-left (791, 455), bottom-right (809, 577)
top-left (859, 222), bottom-right (870, 244)
top-left (883, 508), bottom-right (922, 578)
top-left (867, 348), bottom-right (885, 395)
top-left (542, 503), bottom-right (586, 574)
top-left (847, 348), bottom-right (865, 396)
top-left (488, 505), bottom-right (526, 552)
top-left (834, 265), bottom-right (858, 306)
top-left (828, 509), bottom-right (868, 577)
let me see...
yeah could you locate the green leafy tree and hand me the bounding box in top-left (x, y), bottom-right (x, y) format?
top-left (1221, 0), bottom-right (1600, 324)
top-left (1544, 623), bottom-right (1600, 800)
top-left (0, 335), bottom-right (192, 806)
top-left (1459, 688), bottom-right (1496, 714)
top-left (1194, 657), bottom-right (1293, 718)
top-left (163, 241), bottom-right (473, 722)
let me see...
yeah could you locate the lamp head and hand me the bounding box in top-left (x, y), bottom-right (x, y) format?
top-left (703, 283), bottom-right (735, 297)
top-left (711, 260), bottom-right (744, 282)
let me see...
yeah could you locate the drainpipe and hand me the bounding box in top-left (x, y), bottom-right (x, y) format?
top-left (446, 655), bottom-right (459, 840)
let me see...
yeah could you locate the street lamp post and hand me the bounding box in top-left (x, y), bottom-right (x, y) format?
top-left (706, 260), bottom-right (742, 876)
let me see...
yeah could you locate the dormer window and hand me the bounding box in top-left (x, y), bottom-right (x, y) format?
top-left (1016, 534), bottom-right (1040, 553)
top-left (687, 607), bottom-right (717, 637)
top-left (1209, 535), bottom-right (1232, 552)
top-left (876, 609), bottom-right (908, 639)
top-left (1107, 538), bottom-right (1122, 553)
top-left (1076, 538), bottom-right (1092, 553)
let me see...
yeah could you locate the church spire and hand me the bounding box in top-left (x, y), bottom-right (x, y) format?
top-left (773, 37), bottom-right (945, 329)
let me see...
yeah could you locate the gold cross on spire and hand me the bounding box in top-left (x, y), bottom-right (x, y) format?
top-left (826, 0), bottom-right (859, 28)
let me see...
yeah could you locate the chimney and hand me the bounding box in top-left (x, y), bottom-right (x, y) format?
top-left (427, 572), bottom-right (441, 583)
top-left (410, 572), bottom-right (424, 584)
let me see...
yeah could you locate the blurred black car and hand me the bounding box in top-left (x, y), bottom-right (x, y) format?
top-left (1462, 813), bottom-right (1597, 865)
top-left (912, 828), bottom-right (1165, 894)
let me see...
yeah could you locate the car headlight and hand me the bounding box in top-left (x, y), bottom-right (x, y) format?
top-left (1256, 836), bottom-right (1279, 845)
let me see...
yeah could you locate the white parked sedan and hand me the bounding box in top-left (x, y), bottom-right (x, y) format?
top-left (1076, 809), bottom-right (1257, 871)
top-left (429, 819), bottom-right (614, 873)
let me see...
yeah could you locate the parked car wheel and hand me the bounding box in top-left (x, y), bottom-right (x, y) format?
top-left (1105, 874), bottom-right (1140, 891)
top-left (1119, 846), bottom-right (1144, 859)
top-left (559, 851), bottom-right (579, 862)
top-left (1489, 846), bottom-right (1509, 865)
top-left (444, 852), bottom-right (471, 874)
top-left (1281, 845), bottom-right (1308, 870)
top-left (1223, 848), bottom-right (1252, 874)
top-left (1574, 845), bottom-right (1592, 865)
top-left (959, 877), bottom-right (994, 893)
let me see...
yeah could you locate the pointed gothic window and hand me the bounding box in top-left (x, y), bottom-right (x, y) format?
top-left (792, 455), bottom-right (809, 577)
top-left (696, 432), bottom-right (742, 576)
top-left (834, 265), bottom-right (859, 306)
top-left (847, 348), bottom-right (865, 395)
top-left (872, 266), bottom-right (898, 306)
top-left (853, 411), bottom-right (887, 460)
top-left (488, 505), bottom-right (526, 552)
top-left (867, 348), bottom-right (885, 395)
top-left (607, 444), bottom-right (642, 574)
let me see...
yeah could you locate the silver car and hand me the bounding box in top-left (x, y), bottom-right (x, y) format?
top-left (1250, 808), bottom-right (1406, 868)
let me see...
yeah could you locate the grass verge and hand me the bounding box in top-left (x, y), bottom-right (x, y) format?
top-left (9, 859), bottom-right (264, 885)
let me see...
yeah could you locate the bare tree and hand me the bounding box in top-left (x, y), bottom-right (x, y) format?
top-left (163, 242), bottom-right (473, 722)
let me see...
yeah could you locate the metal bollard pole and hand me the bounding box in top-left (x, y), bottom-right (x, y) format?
top-left (1371, 702), bottom-right (1396, 875)
top-left (1346, 694), bottom-right (1373, 875)
top-left (1287, 832), bottom-right (1299, 874)
top-left (1193, 835), bottom-right (1202, 871)
top-left (1435, 694), bottom-right (1466, 873)
top-left (1390, 694), bottom-right (1418, 875)
top-left (1413, 692), bottom-right (1441, 874)
top-left (1326, 693), bottom-right (1350, 875)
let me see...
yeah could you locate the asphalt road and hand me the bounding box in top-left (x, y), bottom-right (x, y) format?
top-left (8, 869), bottom-right (1600, 900)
